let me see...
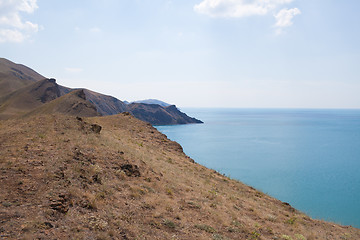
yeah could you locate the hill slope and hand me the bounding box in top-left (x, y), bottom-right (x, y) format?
top-left (0, 78), bottom-right (61, 120)
top-left (84, 89), bottom-right (128, 115)
top-left (0, 114), bottom-right (358, 239)
top-left (0, 58), bottom-right (45, 97)
top-left (27, 89), bottom-right (100, 117)
top-left (0, 58), bottom-right (203, 125)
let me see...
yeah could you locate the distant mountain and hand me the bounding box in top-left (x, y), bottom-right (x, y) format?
top-left (132, 99), bottom-right (171, 107)
top-left (127, 103), bottom-right (203, 125)
top-left (0, 58), bottom-right (203, 125)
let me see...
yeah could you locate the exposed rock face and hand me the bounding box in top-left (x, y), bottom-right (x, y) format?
top-left (36, 79), bottom-right (61, 103)
top-left (90, 124), bottom-right (102, 134)
top-left (76, 116), bottom-right (102, 134)
top-left (49, 194), bottom-right (70, 214)
top-left (120, 164), bottom-right (141, 177)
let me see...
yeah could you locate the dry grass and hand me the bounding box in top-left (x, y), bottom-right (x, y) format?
top-left (0, 113), bottom-right (359, 239)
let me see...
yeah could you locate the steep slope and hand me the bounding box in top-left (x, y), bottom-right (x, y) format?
top-left (164, 105), bottom-right (203, 124)
top-left (84, 89), bottom-right (127, 115)
top-left (0, 78), bottom-right (61, 120)
top-left (127, 103), bottom-right (203, 125)
top-left (58, 85), bottom-right (72, 96)
top-left (26, 89), bottom-right (100, 117)
top-left (0, 58), bottom-right (45, 97)
top-left (0, 114), bottom-right (359, 239)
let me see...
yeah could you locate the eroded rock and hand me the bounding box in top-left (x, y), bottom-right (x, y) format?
top-left (120, 164), bottom-right (141, 177)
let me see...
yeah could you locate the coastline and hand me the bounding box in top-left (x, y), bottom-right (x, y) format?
top-left (157, 108), bottom-right (360, 228)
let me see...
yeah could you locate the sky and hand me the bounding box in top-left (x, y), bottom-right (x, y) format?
top-left (0, 0), bottom-right (360, 108)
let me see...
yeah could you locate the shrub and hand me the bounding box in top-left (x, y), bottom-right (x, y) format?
top-left (251, 230), bottom-right (260, 239)
top-left (163, 219), bottom-right (176, 229)
top-left (286, 216), bottom-right (297, 225)
top-left (195, 224), bottom-right (216, 233)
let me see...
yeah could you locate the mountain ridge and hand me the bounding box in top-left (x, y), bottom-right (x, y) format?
top-left (0, 58), bottom-right (202, 125)
top-left (132, 99), bottom-right (171, 107)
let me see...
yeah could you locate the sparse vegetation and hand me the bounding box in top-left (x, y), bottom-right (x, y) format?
top-left (163, 219), bottom-right (176, 229)
top-left (286, 216), bottom-right (297, 225)
top-left (251, 230), bottom-right (261, 239)
top-left (294, 234), bottom-right (306, 240)
top-left (281, 235), bottom-right (293, 240)
top-left (195, 224), bottom-right (217, 233)
top-left (0, 113), bottom-right (359, 239)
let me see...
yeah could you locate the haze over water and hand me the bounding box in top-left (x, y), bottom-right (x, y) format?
top-left (156, 109), bottom-right (360, 228)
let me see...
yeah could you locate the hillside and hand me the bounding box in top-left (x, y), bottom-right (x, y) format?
top-left (0, 113), bottom-right (359, 239)
top-left (26, 89), bottom-right (100, 118)
top-left (0, 58), bottom-right (203, 125)
top-left (84, 89), bottom-right (128, 115)
top-left (0, 58), bottom-right (45, 97)
top-left (0, 79), bottom-right (61, 120)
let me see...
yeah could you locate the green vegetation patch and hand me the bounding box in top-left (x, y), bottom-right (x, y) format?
top-left (195, 224), bottom-right (217, 233)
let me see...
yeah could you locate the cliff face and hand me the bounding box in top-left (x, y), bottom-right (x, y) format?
top-left (0, 113), bottom-right (359, 239)
top-left (126, 103), bottom-right (203, 125)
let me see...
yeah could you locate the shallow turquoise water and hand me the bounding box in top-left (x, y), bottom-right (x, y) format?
top-left (156, 109), bottom-right (360, 228)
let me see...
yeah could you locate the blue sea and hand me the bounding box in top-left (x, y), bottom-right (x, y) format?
top-left (156, 108), bottom-right (360, 228)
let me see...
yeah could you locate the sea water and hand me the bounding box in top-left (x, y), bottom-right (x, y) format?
top-left (156, 109), bottom-right (360, 228)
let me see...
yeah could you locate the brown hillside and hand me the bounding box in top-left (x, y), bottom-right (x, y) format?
top-left (84, 89), bottom-right (127, 115)
top-left (0, 58), bottom-right (45, 97)
top-left (26, 89), bottom-right (100, 118)
top-left (0, 79), bottom-right (61, 120)
top-left (0, 113), bottom-right (358, 239)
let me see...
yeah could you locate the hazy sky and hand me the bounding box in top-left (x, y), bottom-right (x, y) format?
top-left (1, 0), bottom-right (359, 108)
